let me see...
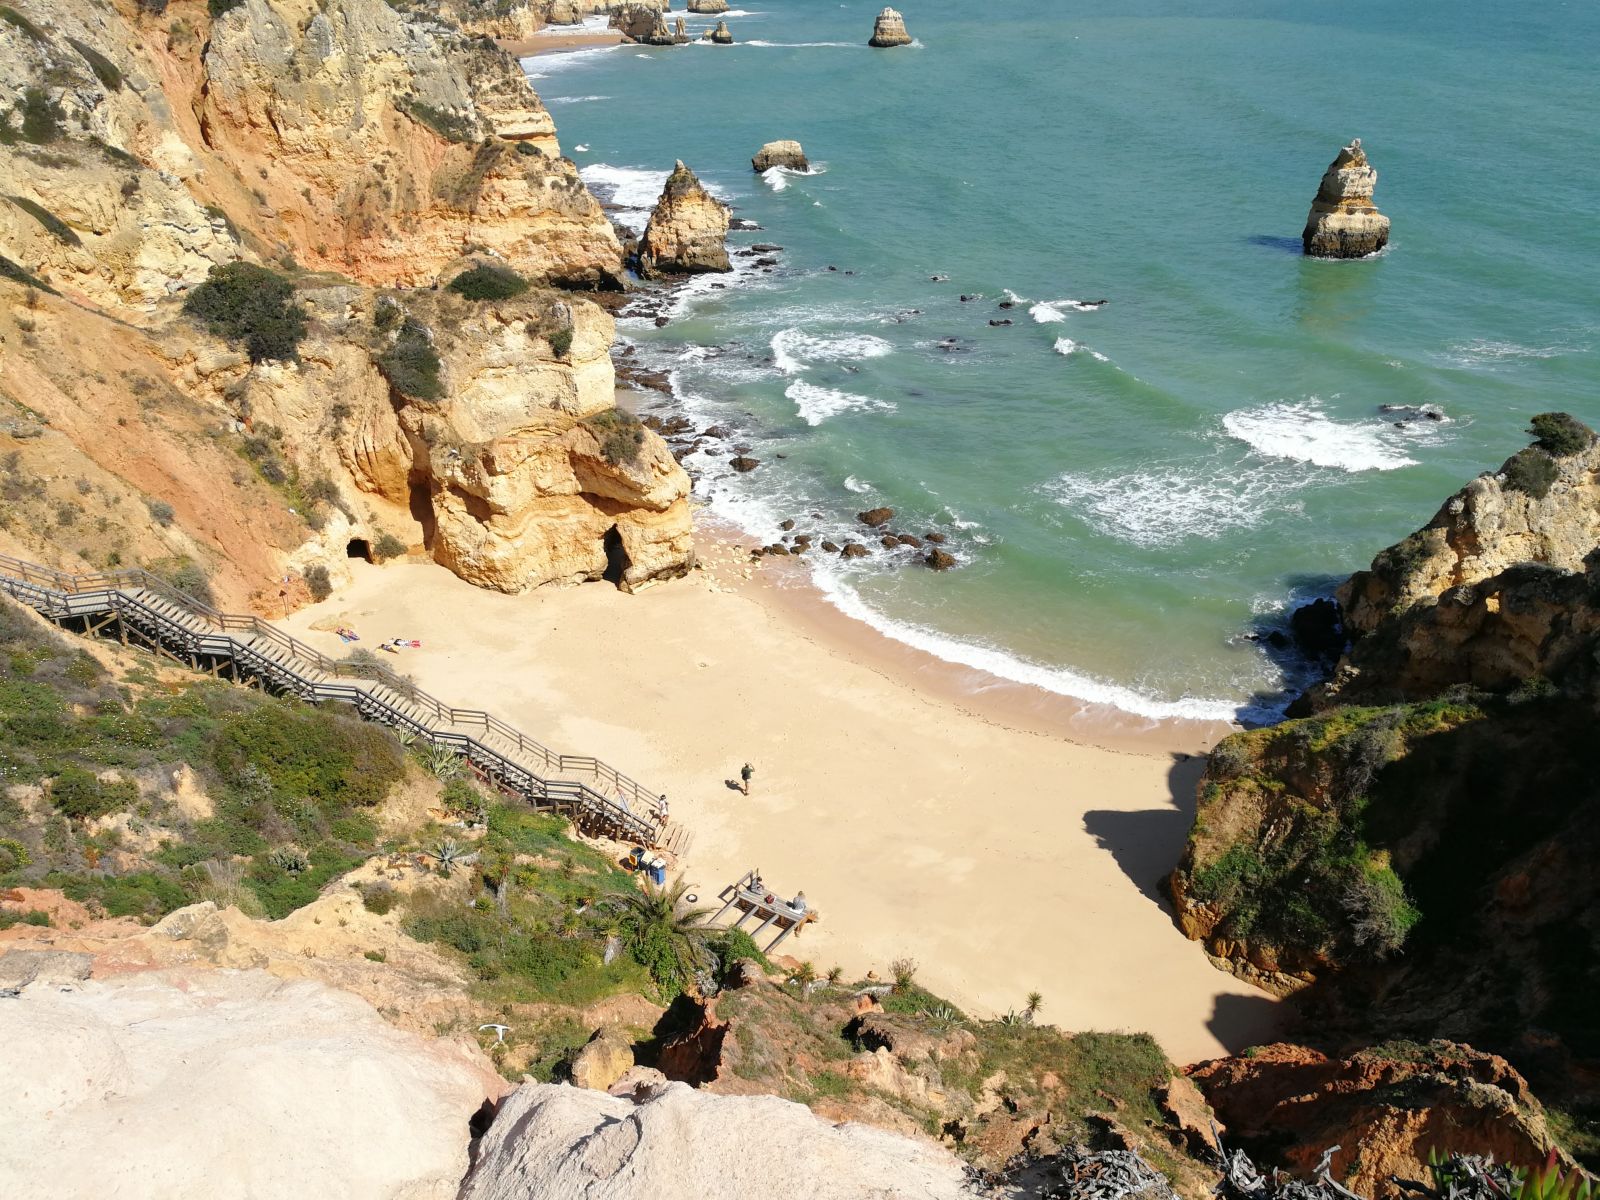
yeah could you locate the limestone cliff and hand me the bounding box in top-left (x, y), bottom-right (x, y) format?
top-left (869, 7), bottom-right (914, 47)
top-left (1302, 138), bottom-right (1390, 259)
top-left (637, 161), bottom-right (731, 277)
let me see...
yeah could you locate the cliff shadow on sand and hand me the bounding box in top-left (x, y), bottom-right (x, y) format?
top-left (1082, 752), bottom-right (1208, 909)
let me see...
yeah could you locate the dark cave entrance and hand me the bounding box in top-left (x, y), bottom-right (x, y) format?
top-left (346, 538), bottom-right (373, 562)
top-left (602, 526), bottom-right (630, 587)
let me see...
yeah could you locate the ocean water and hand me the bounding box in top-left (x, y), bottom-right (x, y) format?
top-left (524, 0), bottom-right (1600, 724)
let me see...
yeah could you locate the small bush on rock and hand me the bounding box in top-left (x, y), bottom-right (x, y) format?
top-left (446, 263), bottom-right (528, 301)
top-left (1502, 448), bottom-right (1559, 499)
top-left (183, 263), bottom-right (308, 364)
top-left (304, 564), bottom-right (333, 602)
top-left (50, 767), bottom-right (138, 821)
top-left (377, 318), bottom-right (444, 400)
top-left (373, 533), bottom-right (407, 562)
top-left (585, 409), bottom-right (645, 467)
top-left (1528, 412), bottom-right (1594, 458)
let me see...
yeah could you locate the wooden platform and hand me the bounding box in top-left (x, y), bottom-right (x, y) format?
top-left (710, 869), bottom-right (819, 952)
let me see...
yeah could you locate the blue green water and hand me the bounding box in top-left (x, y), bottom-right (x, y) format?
top-left (524, 0), bottom-right (1600, 722)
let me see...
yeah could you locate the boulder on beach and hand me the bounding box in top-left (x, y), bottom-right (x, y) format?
top-left (1302, 138), bottom-right (1390, 258)
top-left (638, 161), bottom-right (732, 277)
top-left (868, 6), bottom-right (914, 47)
top-left (753, 140), bottom-right (810, 172)
top-left (709, 18), bottom-right (734, 43)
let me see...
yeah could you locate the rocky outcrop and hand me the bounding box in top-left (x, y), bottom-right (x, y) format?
top-left (688, 0), bottom-right (729, 12)
top-left (1304, 421), bottom-right (1600, 707)
top-left (350, 286), bottom-right (693, 593)
top-left (1190, 1042), bottom-right (1567, 1200)
top-left (709, 18), bottom-right (734, 43)
top-left (0, 966), bottom-right (502, 1199)
top-left (637, 161), bottom-right (731, 277)
top-left (197, 0), bottom-right (623, 289)
top-left (1302, 139), bottom-right (1390, 258)
top-left (459, 1080), bottom-right (987, 1199)
top-left (570, 1028), bottom-right (638, 1090)
top-left (753, 140), bottom-right (810, 172)
top-left (869, 7), bottom-right (914, 47)
top-left (612, 4), bottom-right (669, 40)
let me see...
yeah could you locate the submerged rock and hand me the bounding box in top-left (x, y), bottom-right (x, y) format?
top-left (753, 140), bottom-right (809, 172)
top-left (858, 506), bottom-right (895, 527)
top-left (638, 161), bottom-right (731, 277)
top-left (869, 6), bottom-right (914, 47)
top-left (1302, 138), bottom-right (1390, 258)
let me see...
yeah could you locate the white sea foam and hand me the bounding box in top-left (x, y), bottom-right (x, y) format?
top-left (1052, 337), bottom-right (1109, 362)
top-left (1002, 288), bottom-right (1030, 305)
top-left (547, 95), bottom-right (610, 105)
top-left (760, 163), bottom-right (828, 192)
top-left (1222, 401), bottom-right (1417, 472)
top-left (843, 475), bottom-right (873, 494)
top-left (785, 381), bottom-right (893, 426)
top-left (771, 328), bottom-right (893, 373)
top-left (1443, 338), bottom-right (1577, 367)
top-left (744, 39), bottom-right (857, 47)
top-left (521, 44), bottom-right (625, 77)
top-left (1043, 465), bottom-right (1306, 549)
top-left (580, 163), bottom-right (670, 212)
top-left (573, 143), bottom-right (590, 152)
top-left (1030, 299), bottom-right (1101, 323)
top-left (808, 568), bottom-right (1240, 723)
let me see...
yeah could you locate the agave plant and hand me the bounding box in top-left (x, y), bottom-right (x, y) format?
top-left (422, 744), bottom-right (464, 781)
top-left (432, 838), bottom-right (465, 877)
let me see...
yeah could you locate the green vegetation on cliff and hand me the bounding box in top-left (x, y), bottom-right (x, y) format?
top-left (0, 595), bottom-right (404, 919)
top-left (182, 262), bottom-right (309, 364)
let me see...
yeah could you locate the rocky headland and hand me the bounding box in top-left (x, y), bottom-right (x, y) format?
top-left (1302, 138), bottom-right (1390, 258)
top-left (1170, 417), bottom-right (1600, 1160)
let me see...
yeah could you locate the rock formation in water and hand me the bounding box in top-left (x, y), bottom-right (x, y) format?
top-left (869, 6), bottom-right (914, 47)
top-left (1302, 138), bottom-right (1390, 258)
top-left (1190, 1042), bottom-right (1572, 1200)
top-left (1, 962), bottom-right (502, 1199)
top-left (709, 18), bottom-right (735, 43)
top-left (753, 140), bottom-right (810, 172)
top-left (688, 0), bottom-right (729, 12)
top-left (612, 3), bottom-right (671, 40)
top-left (637, 161), bottom-right (732, 277)
top-left (458, 1079), bottom-right (989, 1199)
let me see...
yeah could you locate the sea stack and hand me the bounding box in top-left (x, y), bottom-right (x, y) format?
top-left (673, 16), bottom-right (688, 42)
top-left (638, 161), bottom-right (731, 277)
top-left (752, 140), bottom-right (809, 172)
top-left (710, 18), bottom-right (734, 43)
top-left (687, 0), bottom-right (728, 12)
top-left (869, 7), bottom-right (913, 47)
top-left (1302, 138), bottom-right (1390, 258)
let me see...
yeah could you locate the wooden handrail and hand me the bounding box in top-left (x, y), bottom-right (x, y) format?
top-left (0, 555), bottom-right (665, 841)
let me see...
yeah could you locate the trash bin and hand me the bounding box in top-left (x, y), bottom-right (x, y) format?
top-left (648, 858), bottom-right (666, 886)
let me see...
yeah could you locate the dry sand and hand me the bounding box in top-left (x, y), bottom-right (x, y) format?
top-left (286, 530), bottom-right (1281, 1065)
top-left (500, 28), bottom-right (625, 59)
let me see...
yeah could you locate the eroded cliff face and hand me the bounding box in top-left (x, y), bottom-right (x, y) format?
top-left (196, 0), bottom-right (623, 288)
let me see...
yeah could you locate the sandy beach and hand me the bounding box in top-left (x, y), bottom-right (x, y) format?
top-left (498, 27), bottom-right (624, 60)
top-left (286, 525), bottom-right (1280, 1065)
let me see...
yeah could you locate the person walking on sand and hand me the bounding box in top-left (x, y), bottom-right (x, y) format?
top-left (656, 795), bottom-right (669, 824)
top-left (739, 763), bottom-right (754, 795)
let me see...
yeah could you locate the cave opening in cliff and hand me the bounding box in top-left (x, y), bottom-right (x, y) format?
top-left (345, 538), bottom-right (372, 562)
top-left (602, 526), bottom-right (630, 587)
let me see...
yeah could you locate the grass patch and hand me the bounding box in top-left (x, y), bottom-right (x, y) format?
top-left (396, 97), bottom-right (476, 144)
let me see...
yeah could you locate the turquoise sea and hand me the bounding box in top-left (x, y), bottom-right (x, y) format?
top-left (524, 0), bottom-right (1600, 723)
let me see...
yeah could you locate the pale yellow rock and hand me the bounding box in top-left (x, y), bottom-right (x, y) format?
top-left (869, 6), bottom-right (914, 47)
top-left (569, 1028), bottom-right (637, 1091)
top-left (752, 140), bottom-right (809, 172)
top-left (1302, 138), bottom-right (1390, 258)
top-left (638, 161), bottom-right (731, 277)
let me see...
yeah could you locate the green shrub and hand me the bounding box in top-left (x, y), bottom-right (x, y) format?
top-left (17, 88), bottom-right (63, 145)
top-left (182, 262), bottom-right (309, 364)
top-left (50, 767), bottom-right (138, 820)
top-left (547, 326), bottom-right (573, 358)
top-left (395, 98), bottom-right (476, 144)
top-left (0, 254), bottom-right (56, 293)
top-left (0, 908), bottom-right (50, 930)
top-left (0, 836), bottom-right (31, 874)
top-left (8, 196), bottom-right (79, 246)
top-left (304, 564), bottom-right (332, 602)
top-left (708, 927), bottom-right (771, 976)
top-left (447, 263), bottom-right (529, 301)
top-left (377, 319), bottom-right (444, 400)
top-left (372, 533), bottom-right (407, 562)
top-left (67, 38), bottom-right (123, 90)
top-left (212, 703), bottom-right (404, 811)
top-left (54, 870), bottom-right (189, 919)
top-left (0, 6), bottom-right (47, 43)
top-left (207, 0), bottom-right (244, 17)
top-left (149, 556), bottom-right (215, 609)
top-left (1529, 412), bottom-right (1594, 459)
top-left (586, 409), bottom-right (645, 467)
top-left (361, 881), bottom-right (398, 914)
top-left (146, 498), bottom-right (175, 526)
top-left (1502, 448), bottom-right (1560, 499)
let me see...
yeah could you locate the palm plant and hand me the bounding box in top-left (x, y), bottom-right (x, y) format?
top-left (890, 956), bottom-right (918, 993)
top-left (600, 875), bottom-right (713, 997)
top-left (826, 965), bottom-right (844, 986)
top-left (1025, 991), bottom-right (1044, 1022)
top-left (793, 961), bottom-right (817, 993)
